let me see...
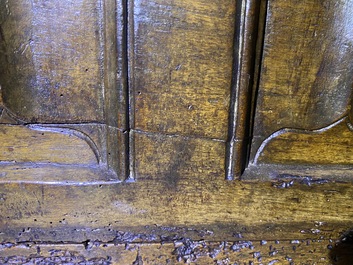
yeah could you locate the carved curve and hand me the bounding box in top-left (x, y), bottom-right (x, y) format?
top-left (0, 93), bottom-right (102, 165)
top-left (0, 125), bottom-right (99, 165)
top-left (27, 124), bottom-right (102, 164)
top-left (251, 116), bottom-right (353, 165)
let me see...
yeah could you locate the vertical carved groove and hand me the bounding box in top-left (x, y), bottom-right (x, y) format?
top-left (226, 0), bottom-right (265, 180)
top-left (102, 0), bottom-right (131, 180)
top-left (247, 0), bottom-right (268, 169)
top-left (121, 0), bottom-right (133, 180)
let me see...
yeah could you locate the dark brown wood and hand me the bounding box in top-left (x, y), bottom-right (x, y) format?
top-left (103, 0), bottom-right (131, 180)
top-left (246, 0), bottom-right (353, 180)
top-left (226, 0), bottom-right (265, 179)
top-left (0, 0), bottom-right (353, 264)
top-left (0, 0), bottom-right (104, 123)
top-left (0, 0), bottom-right (130, 180)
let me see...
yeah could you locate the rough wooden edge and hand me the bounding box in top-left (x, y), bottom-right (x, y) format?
top-left (1, 236), bottom-right (351, 264)
top-left (1, 178), bottom-right (352, 243)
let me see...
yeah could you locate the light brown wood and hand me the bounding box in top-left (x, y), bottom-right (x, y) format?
top-left (0, 178), bottom-right (352, 242)
top-left (131, 0), bottom-right (235, 140)
top-left (257, 118), bottom-right (353, 166)
top-left (0, 125), bottom-right (97, 165)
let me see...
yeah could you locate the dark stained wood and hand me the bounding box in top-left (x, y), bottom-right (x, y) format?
top-left (248, 0), bottom-right (353, 180)
top-left (0, 0), bottom-right (104, 122)
top-left (103, 0), bottom-right (131, 179)
top-left (0, 0), bottom-right (353, 264)
top-left (0, 0), bottom-right (130, 179)
top-left (226, 0), bottom-right (265, 179)
top-left (133, 131), bottom-right (225, 183)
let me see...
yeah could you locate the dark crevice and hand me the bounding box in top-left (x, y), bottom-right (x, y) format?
top-left (330, 229), bottom-right (353, 265)
top-left (122, 0), bottom-right (132, 180)
top-left (246, 0), bottom-right (269, 170)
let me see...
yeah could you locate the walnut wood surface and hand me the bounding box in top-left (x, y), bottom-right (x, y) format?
top-left (131, 0), bottom-right (235, 140)
top-left (0, 178), bottom-right (352, 264)
top-left (253, 0), bottom-right (353, 139)
top-left (248, 0), bottom-right (353, 180)
top-left (257, 118), bottom-right (353, 166)
top-left (0, 0), bottom-right (104, 122)
top-left (0, 125), bottom-right (97, 165)
top-left (0, 176), bottom-right (352, 241)
top-left (0, 0), bottom-right (353, 264)
top-left (0, 0), bottom-right (130, 179)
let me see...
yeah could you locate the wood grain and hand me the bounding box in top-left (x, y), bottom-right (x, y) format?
top-left (133, 131), bottom-right (225, 182)
top-left (131, 0), bottom-right (235, 140)
top-left (253, 0), bottom-right (353, 139)
top-left (0, 0), bottom-right (352, 264)
top-left (256, 118), bottom-right (353, 166)
top-left (0, 125), bottom-right (97, 165)
top-left (103, 0), bottom-right (130, 179)
top-left (0, 0), bottom-right (130, 179)
top-left (248, 0), bottom-right (353, 179)
top-left (0, 129), bottom-right (352, 261)
top-left (226, 0), bottom-right (265, 179)
top-left (0, 168), bottom-right (352, 242)
top-left (0, 0), bottom-right (104, 122)
top-left (251, 0), bottom-right (353, 153)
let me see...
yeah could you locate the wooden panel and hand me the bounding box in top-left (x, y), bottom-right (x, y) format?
top-left (256, 118), bottom-right (353, 165)
top-left (103, 0), bottom-right (130, 179)
top-left (131, 0), bottom-right (265, 179)
top-left (0, 0), bottom-right (104, 122)
top-left (0, 0), bottom-right (352, 264)
top-left (253, 0), bottom-right (353, 138)
top-left (247, 0), bottom-right (353, 179)
top-left (0, 175), bottom-right (352, 261)
top-left (131, 0), bottom-right (235, 140)
top-left (0, 0), bottom-right (129, 179)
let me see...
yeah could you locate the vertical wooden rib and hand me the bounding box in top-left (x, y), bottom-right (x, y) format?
top-left (127, 0), bottom-right (135, 180)
top-left (226, 0), bottom-right (265, 180)
top-left (102, 0), bottom-right (131, 180)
